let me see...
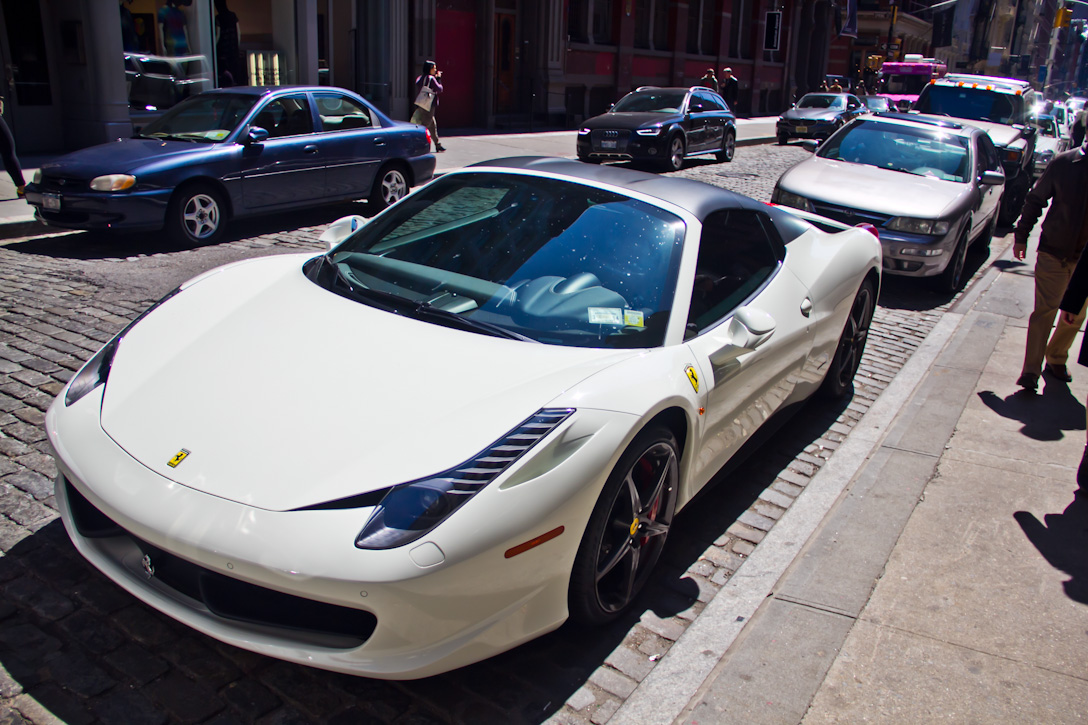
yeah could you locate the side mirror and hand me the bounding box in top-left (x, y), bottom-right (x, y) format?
top-left (318, 215), bottom-right (367, 251)
top-left (708, 306), bottom-right (777, 375)
top-left (980, 170), bottom-right (1005, 186)
top-left (801, 139), bottom-right (820, 152)
top-left (246, 126), bottom-right (269, 143)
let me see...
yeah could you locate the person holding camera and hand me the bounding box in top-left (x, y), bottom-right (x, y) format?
top-left (411, 60), bottom-right (445, 153)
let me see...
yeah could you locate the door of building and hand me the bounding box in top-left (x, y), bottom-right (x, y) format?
top-left (0, 0), bottom-right (59, 154)
top-left (434, 6), bottom-right (476, 128)
top-left (493, 11), bottom-right (516, 115)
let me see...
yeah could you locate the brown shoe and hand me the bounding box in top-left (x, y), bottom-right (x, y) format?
top-left (1016, 372), bottom-right (1039, 392)
top-left (1044, 363), bottom-right (1073, 382)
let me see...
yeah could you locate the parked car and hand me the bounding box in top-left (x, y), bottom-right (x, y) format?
top-left (913, 74), bottom-right (1036, 225)
top-left (577, 86), bottom-right (737, 170)
top-left (773, 113), bottom-right (1004, 292)
top-left (47, 157), bottom-right (881, 679)
top-left (861, 95), bottom-right (892, 113)
top-left (1031, 114), bottom-right (1067, 177)
top-left (24, 86), bottom-right (435, 245)
top-left (776, 93), bottom-right (868, 144)
top-left (125, 53), bottom-right (214, 118)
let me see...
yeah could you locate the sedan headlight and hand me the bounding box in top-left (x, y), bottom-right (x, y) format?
top-left (90, 174), bottom-right (137, 192)
top-left (636, 127), bottom-right (663, 136)
top-left (773, 188), bottom-right (812, 212)
top-left (886, 217), bottom-right (950, 236)
top-left (578, 128), bottom-right (591, 135)
top-left (354, 408), bottom-right (574, 550)
top-left (64, 287), bottom-right (180, 406)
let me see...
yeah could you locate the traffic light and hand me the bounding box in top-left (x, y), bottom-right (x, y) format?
top-left (1055, 6), bottom-right (1072, 28)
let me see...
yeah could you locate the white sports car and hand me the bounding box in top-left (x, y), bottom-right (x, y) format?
top-left (46, 158), bottom-right (881, 680)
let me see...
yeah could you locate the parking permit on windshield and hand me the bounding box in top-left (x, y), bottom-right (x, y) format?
top-left (623, 310), bottom-right (644, 328)
top-left (588, 307), bottom-right (624, 325)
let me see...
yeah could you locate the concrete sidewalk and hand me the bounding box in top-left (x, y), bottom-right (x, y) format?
top-left (0, 118), bottom-right (780, 240)
top-left (610, 235), bottom-right (1088, 724)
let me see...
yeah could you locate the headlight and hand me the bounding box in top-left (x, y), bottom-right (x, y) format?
top-left (637, 127), bottom-right (663, 136)
top-left (578, 128), bottom-right (591, 135)
top-left (32, 169), bottom-right (41, 184)
top-left (64, 287), bottom-right (181, 406)
top-left (899, 247), bottom-right (944, 257)
top-left (89, 174), bottom-right (137, 191)
top-left (886, 217), bottom-right (950, 235)
top-left (773, 188), bottom-right (812, 212)
top-left (354, 408), bottom-right (574, 550)
top-left (1003, 147), bottom-right (1022, 164)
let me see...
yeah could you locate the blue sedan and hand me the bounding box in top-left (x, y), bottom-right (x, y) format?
top-left (25, 86), bottom-right (435, 244)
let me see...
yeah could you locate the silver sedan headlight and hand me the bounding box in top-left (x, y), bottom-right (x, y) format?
top-left (773, 188), bottom-right (813, 212)
top-left (886, 217), bottom-right (950, 236)
top-left (90, 174), bottom-right (137, 191)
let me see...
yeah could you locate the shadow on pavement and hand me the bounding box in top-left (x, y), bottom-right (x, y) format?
top-left (1014, 482), bottom-right (1088, 605)
top-left (977, 380), bottom-right (1086, 441)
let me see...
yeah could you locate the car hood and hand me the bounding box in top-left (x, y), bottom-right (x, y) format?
top-left (39, 137), bottom-right (217, 179)
top-left (780, 158), bottom-right (969, 217)
top-left (957, 120), bottom-right (1022, 148)
top-left (99, 254), bottom-right (634, 512)
top-left (583, 112), bottom-right (682, 130)
top-left (780, 108), bottom-right (841, 122)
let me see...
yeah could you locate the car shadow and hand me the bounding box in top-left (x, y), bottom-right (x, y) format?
top-left (0, 392), bottom-right (854, 724)
top-left (876, 236), bottom-right (995, 311)
top-left (2, 200), bottom-right (376, 261)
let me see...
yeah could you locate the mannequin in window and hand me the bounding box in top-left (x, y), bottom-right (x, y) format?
top-left (158, 0), bottom-right (191, 57)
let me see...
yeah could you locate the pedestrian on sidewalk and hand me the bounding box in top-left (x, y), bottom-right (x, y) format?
top-left (1013, 143), bottom-right (1088, 392)
top-left (720, 67), bottom-right (739, 110)
top-left (698, 68), bottom-right (719, 94)
top-left (411, 60), bottom-right (445, 153)
top-left (0, 96), bottom-right (24, 198)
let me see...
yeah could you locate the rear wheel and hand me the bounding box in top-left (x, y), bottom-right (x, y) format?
top-left (716, 129), bottom-right (736, 162)
top-left (369, 165), bottom-right (409, 212)
top-left (977, 212), bottom-right (998, 251)
top-left (820, 278), bottom-right (875, 398)
top-left (167, 183), bottom-right (227, 246)
top-left (568, 425), bottom-right (678, 625)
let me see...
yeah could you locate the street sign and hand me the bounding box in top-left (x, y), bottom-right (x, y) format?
top-left (765, 11), bottom-right (782, 51)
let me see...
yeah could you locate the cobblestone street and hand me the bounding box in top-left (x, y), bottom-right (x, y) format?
top-left (0, 146), bottom-right (989, 724)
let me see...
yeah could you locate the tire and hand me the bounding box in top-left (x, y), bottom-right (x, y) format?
top-left (662, 135), bottom-right (685, 172)
top-left (568, 425), bottom-right (679, 626)
top-left (997, 172), bottom-right (1029, 226)
top-left (369, 165), bottom-right (409, 212)
top-left (167, 183), bottom-right (227, 246)
top-left (716, 130), bottom-right (736, 162)
top-left (936, 227), bottom-right (970, 294)
top-left (820, 278), bottom-right (876, 398)
top-left (777, 133), bottom-right (789, 145)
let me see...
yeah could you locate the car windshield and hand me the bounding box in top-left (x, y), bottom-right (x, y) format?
top-left (797, 94), bottom-right (845, 110)
top-left (612, 90), bottom-right (689, 113)
top-left (138, 94), bottom-right (258, 142)
top-left (863, 96), bottom-right (891, 112)
top-left (1032, 117), bottom-right (1058, 137)
top-left (914, 85), bottom-right (1024, 124)
top-left (818, 121), bottom-right (971, 182)
top-left (319, 173), bottom-right (686, 348)
top-left (882, 75), bottom-right (930, 95)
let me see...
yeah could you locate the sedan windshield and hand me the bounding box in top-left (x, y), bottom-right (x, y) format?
top-left (612, 91), bottom-right (688, 113)
top-left (863, 96), bottom-right (891, 112)
top-left (818, 121), bottom-right (971, 182)
top-left (797, 94), bottom-right (845, 110)
top-left (138, 94), bottom-right (258, 142)
top-left (318, 173), bottom-right (686, 348)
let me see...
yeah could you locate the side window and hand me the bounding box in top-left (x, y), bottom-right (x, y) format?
top-left (687, 210), bottom-right (782, 335)
top-left (976, 134), bottom-right (1000, 174)
top-left (315, 94), bottom-right (378, 132)
top-left (688, 95), bottom-right (706, 113)
top-left (696, 92), bottom-right (725, 112)
top-left (251, 94), bottom-right (313, 138)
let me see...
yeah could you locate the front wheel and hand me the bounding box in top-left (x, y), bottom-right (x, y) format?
top-left (936, 228), bottom-right (970, 294)
top-left (777, 133), bottom-right (789, 145)
top-left (167, 184), bottom-right (227, 246)
top-left (568, 425), bottom-right (679, 625)
top-left (820, 278), bottom-right (876, 398)
top-left (369, 165), bottom-right (409, 212)
top-left (662, 135), bottom-right (685, 172)
top-left (716, 130), bottom-right (736, 162)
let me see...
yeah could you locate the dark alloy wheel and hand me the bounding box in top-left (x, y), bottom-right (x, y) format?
top-left (663, 135), bottom-right (685, 172)
top-left (717, 130), bottom-right (736, 162)
top-left (568, 425), bottom-right (679, 625)
top-left (937, 227), bottom-right (970, 294)
top-left (168, 184), bottom-right (226, 245)
top-left (369, 165), bottom-right (409, 211)
top-left (820, 278), bottom-right (876, 398)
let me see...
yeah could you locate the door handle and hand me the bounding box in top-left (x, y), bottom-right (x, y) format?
top-left (800, 297), bottom-right (813, 317)
top-left (304, 145), bottom-right (319, 154)
top-left (374, 139), bottom-right (386, 146)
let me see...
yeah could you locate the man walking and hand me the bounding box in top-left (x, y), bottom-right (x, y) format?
top-left (1012, 143), bottom-right (1088, 392)
top-left (720, 67), bottom-right (739, 110)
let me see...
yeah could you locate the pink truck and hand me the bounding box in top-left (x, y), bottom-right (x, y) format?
top-left (878, 56), bottom-right (948, 111)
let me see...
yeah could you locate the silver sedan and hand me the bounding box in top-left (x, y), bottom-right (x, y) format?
top-left (772, 113), bottom-right (1005, 292)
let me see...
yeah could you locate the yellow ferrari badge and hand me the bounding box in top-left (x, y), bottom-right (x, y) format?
top-left (167, 449), bottom-right (190, 468)
top-left (685, 365), bottom-right (699, 393)
top-left (629, 518), bottom-right (640, 536)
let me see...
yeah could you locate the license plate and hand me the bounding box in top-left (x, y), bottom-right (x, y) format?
top-left (601, 140), bottom-right (617, 149)
top-left (795, 125), bottom-right (808, 133)
top-left (43, 193), bottom-right (61, 211)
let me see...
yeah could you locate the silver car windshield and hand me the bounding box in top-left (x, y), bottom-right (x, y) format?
top-left (818, 121), bottom-right (971, 183)
top-left (326, 173), bottom-right (686, 348)
top-left (138, 94), bottom-right (258, 142)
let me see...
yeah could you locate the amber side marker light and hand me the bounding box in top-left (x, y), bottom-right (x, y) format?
top-left (505, 526), bottom-right (565, 558)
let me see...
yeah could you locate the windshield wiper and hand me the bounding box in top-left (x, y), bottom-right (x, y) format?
top-left (413, 303), bottom-right (535, 342)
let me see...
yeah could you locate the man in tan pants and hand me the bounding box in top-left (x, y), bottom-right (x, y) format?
top-left (1013, 144), bottom-right (1088, 392)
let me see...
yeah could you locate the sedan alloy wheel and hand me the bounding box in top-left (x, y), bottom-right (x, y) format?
top-left (371, 166), bottom-right (409, 211)
top-left (169, 185), bottom-right (226, 245)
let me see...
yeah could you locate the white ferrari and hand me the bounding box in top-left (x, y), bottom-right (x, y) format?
top-left (46, 158), bottom-right (881, 679)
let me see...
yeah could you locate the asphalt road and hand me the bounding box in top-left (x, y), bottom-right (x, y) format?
top-left (0, 143), bottom-right (1007, 724)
